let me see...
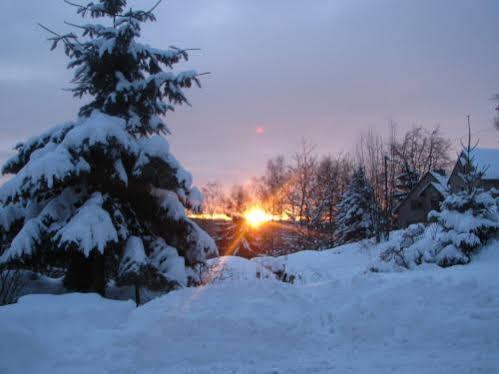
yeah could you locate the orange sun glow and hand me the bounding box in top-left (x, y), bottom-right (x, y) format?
top-left (243, 206), bottom-right (272, 228)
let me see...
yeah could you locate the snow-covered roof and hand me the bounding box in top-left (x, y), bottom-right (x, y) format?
top-left (394, 170), bottom-right (449, 212)
top-left (415, 172), bottom-right (448, 197)
top-left (428, 171), bottom-right (449, 196)
top-left (459, 148), bottom-right (499, 180)
top-left (430, 181), bottom-right (448, 196)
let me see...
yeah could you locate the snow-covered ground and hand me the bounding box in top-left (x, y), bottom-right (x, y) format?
top-left (1, 240), bottom-right (499, 373)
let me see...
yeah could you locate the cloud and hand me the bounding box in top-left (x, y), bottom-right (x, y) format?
top-left (0, 0), bottom-right (498, 187)
top-left (185, 1), bottom-right (240, 29)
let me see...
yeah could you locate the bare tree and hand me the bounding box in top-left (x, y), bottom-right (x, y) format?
top-left (391, 125), bottom-right (451, 178)
top-left (289, 139), bottom-right (317, 224)
top-left (310, 154), bottom-right (352, 227)
top-left (226, 184), bottom-right (251, 215)
top-left (260, 155), bottom-right (290, 217)
top-left (356, 129), bottom-right (386, 206)
top-left (201, 182), bottom-right (225, 217)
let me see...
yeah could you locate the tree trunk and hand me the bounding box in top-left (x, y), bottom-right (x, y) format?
top-left (90, 253), bottom-right (106, 297)
top-left (135, 283), bottom-right (141, 307)
top-left (64, 251), bottom-right (106, 296)
top-left (64, 251), bottom-right (92, 292)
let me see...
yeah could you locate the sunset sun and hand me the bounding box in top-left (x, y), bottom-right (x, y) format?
top-left (243, 206), bottom-right (272, 228)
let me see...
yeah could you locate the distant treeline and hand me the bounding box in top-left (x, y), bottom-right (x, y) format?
top-left (202, 124), bottom-right (451, 234)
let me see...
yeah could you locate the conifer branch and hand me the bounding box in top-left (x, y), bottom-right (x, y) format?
top-left (63, 0), bottom-right (87, 10)
top-left (37, 22), bottom-right (63, 38)
top-left (64, 0), bottom-right (163, 20)
top-left (37, 22), bottom-right (82, 51)
top-left (64, 0), bottom-right (88, 10)
top-left (63, 21), bottom-right (87, 30)
top-left (147, 0), bottom-right (163, 14)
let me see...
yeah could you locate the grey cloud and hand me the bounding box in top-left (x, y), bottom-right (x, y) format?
top-left (0, 0), bottom-right (498, 187)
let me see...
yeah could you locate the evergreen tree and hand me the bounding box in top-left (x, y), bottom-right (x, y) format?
top-left (0, 0), bottom-right (217, 296)
top-left (116, 236), bottom-right (149, 305)
top-left (429, 144), bottom-right (497, 266)
top-left (334, 167), bottom-right (379, 244)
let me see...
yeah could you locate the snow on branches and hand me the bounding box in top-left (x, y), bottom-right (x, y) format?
top-left (0, 0), bottom-right (217, 298)
top-left (429, 189), bottom-right (497, 265)
top-left (45, 0), bottom-right (204, 136)
top-left (374, 139), bottom-right (499, 271)
top-left (334, 167), bottom-right (379, 244)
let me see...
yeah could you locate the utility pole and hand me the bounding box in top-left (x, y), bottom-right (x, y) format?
top-left (384, 155), bottom-right (390, 240)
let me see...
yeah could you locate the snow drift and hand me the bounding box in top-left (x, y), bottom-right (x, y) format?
top-left (1, 240), bottom-right (498, 373)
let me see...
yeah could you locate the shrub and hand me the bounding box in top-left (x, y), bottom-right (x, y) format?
top-left (0, 268), bottom-right (26, 306)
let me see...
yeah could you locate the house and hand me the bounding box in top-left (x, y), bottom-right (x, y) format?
top-left (447, 148), bottom-right (499, 193)
top-left (395, 147), bottom-right (499, 228)
top-left (394, 170), bottom-right (448, 227)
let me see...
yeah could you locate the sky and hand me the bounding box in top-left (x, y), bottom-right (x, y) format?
top-left (0, 0), bottom-right (498, 188)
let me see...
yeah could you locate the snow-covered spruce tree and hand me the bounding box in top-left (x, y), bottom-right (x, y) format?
top-left (334, 167), bottom-right (380, 244)
top-left (429, 143), bottom-right (497, 267)
top-left (0, 0), bottom-right (217, 298)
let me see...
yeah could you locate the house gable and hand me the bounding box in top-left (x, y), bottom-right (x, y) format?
top-left (395, 171), bottom-right (447, 228)
top-left (448, 148), bottom-right (499, 193)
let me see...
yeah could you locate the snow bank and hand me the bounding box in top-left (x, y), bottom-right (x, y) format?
top-left (0, 294), bottom-right (135, 373)
top-left (1, 240), bottom-right (499, 373)
top-left (259, 242), bottom-right (375, 283)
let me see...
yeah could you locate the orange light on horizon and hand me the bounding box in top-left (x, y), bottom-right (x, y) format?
top-left (188, 213), bottom-right (232, 221)
top-left (189, 208), bottom-right (291, 224)
top-left (243, 206), bottom-right (272, 228)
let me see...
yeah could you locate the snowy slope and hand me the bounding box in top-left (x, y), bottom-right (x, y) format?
top-left (253, 241), bottom-right (377, 283)
top-left (1, 240), bottom-right (499, 373)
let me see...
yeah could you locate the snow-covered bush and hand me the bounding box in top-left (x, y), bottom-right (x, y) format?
top-left (378, 224), bottom-right (425, 269)
top-left (256, 257), bottom-right (297, 284)
top-left (201, 256), bottom-right (276, 284)
top-left (334, 167), bottom-right (379, 244)
top-left (429, 189), bottom-right (497, 266)
top-left (371, 224), bottom-right (440, 271)
top-left (375, 150), bottom-right (498, 271)
top-left (0, 0), bottom-right (217, 298)
top-left (373, 192), bottom-right (498, 271)
top-left (428, 143), bottom-right (498, 267)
